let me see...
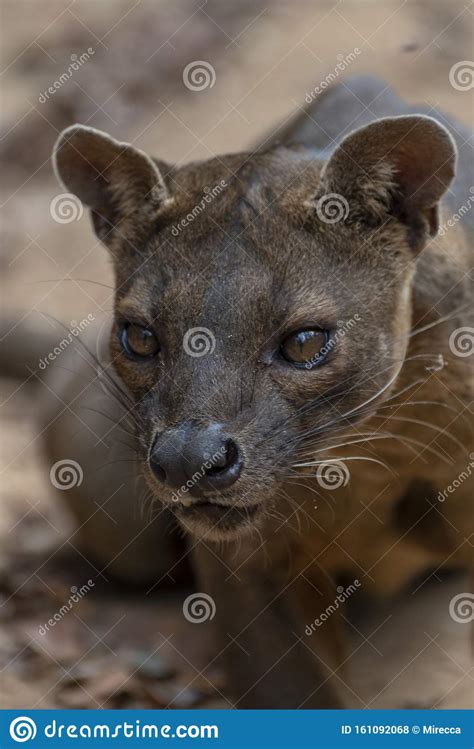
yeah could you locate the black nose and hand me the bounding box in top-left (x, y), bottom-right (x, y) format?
top-left (149, 422), bottom-right (242, 495)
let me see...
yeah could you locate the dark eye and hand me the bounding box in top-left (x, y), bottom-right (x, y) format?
top-left (119, 322), bottom-right (160, 360)
top-left (280, 328), bottom-right (329, 368)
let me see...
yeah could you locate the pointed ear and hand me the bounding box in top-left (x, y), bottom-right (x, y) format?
top-left (318, 115), bottom-right (456, 252)
top-left (52, 125), bottom-right (170, 251)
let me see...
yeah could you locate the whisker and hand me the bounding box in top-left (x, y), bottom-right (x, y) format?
top-left (409, 302), bottom-right (472, 339)
top-left (370, 414), bottom-right (469, 456)
top-left (30, 278), bottom-right (115, 290)
top-left (298, 431), bottom-right (453, 465)
top-left (291, 455), bottom-right (390, 471)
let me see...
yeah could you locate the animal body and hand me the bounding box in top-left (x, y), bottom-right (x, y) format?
top-left (8, 76), bottom-right (473, 707)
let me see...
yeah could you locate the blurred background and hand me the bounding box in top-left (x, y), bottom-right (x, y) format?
top-left (1, 0), bottom-right (472, 709)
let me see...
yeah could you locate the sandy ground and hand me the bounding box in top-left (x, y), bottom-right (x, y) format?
top-left (1, 0), bottom-right (473, 709)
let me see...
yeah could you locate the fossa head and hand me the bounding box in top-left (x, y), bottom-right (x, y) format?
top-left (53, 115), bottom-right (455, 540)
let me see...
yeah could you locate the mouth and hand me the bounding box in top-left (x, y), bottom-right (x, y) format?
top-left (173, 499), bottom-right (262, 538)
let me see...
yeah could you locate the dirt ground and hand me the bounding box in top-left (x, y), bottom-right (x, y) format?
top-left (1, 0), bottom-right (473, 709)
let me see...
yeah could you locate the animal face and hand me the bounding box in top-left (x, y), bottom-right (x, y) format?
top-left (53, 116), bottom-right (455, 540)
